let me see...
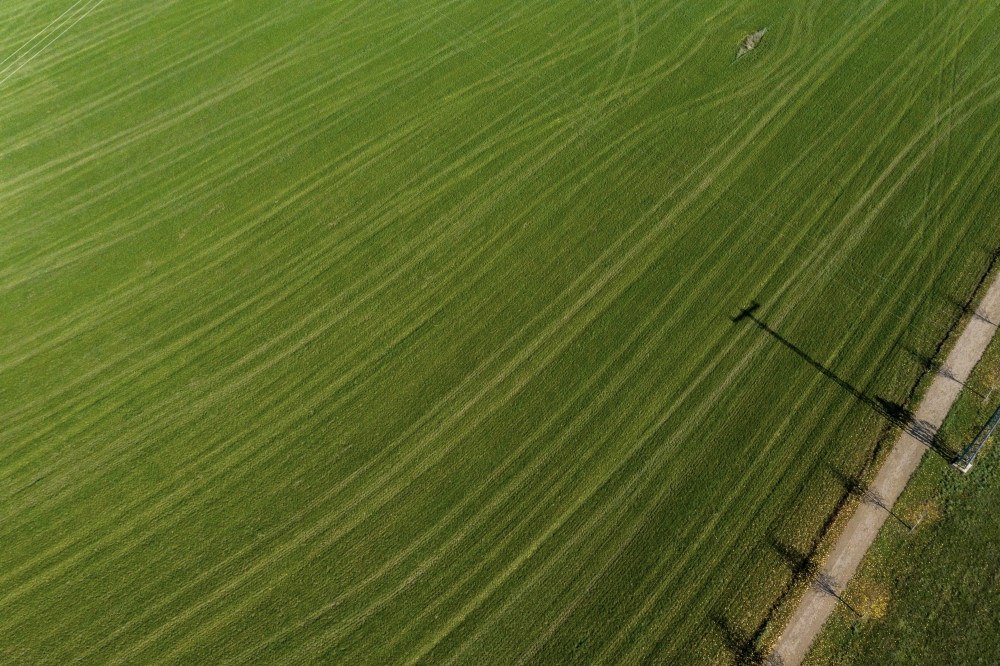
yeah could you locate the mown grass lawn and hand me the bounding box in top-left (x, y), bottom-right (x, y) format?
top-left (1, 0), bottom-right (998, 663)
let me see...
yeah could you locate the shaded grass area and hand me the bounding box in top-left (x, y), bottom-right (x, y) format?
top-left (807, 329), bottom-right (1000, 665)
top-left (1, 0), bottom-right (999, 663)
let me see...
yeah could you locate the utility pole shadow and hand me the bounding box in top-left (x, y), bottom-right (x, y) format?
top-left (871, 398), bottom-right (956, 461)
top-left (731, 301), bottom-right (958, 462)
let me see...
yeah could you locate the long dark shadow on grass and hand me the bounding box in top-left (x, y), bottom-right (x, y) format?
top-left (731, 301), bottom-right (957, 461)
top-left (711, 244), bottom-right (1000, 662)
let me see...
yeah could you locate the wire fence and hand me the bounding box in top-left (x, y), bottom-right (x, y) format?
top-left (955, 403), bottom-right (1000, 472)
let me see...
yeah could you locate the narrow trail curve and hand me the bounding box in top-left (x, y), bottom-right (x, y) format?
top-left (772, 269), bottom-right (1000, 666)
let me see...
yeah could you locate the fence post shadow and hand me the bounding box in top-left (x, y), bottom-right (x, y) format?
top-left (828, 465), bottom-right (915, 530)
top-left (709, 614), bottom-right (770, 665)
top-left (768, 536), bottom-right (818, 585)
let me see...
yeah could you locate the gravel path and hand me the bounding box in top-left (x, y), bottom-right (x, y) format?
top-left (771, 272), bottom-right (1000, 666)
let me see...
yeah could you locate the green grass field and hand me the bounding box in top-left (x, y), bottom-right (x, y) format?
top-left (808, 332), bottom-right (1000, 666)
top-left (1, 1), bottom-right (999, 663)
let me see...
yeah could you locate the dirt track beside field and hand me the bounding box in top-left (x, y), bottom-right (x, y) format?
top-left (772, 271), bottom-right (1000, 666)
